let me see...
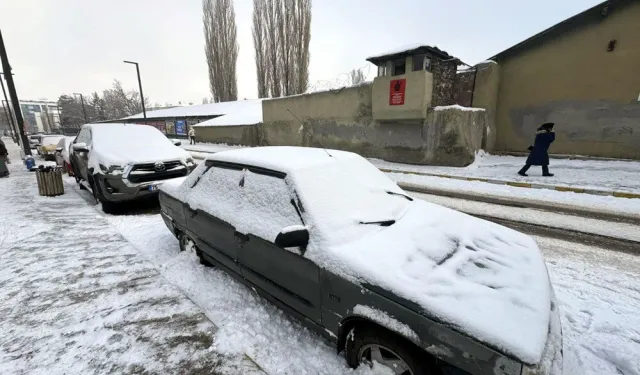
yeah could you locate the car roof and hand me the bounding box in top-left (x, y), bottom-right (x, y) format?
top-left (207, 146), bottom-right (361, 175)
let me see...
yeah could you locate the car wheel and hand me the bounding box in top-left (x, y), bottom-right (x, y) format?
top-left (345, 325), bottom-right (438, 375)
top-left (179, 232), bottom-right (212, 267)
top-left (90, 175), bottom-right (117, 214)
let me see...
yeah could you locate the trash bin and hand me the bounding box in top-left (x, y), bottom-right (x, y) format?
top-left (35, 167), bottom-right (65, 197)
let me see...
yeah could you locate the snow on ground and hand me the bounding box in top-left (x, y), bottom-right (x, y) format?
top-left (390, 172), bottom-right (640, 217)
top-left (412, 192), bottom-right (640, 243)
top-left (535, 236), bottom-right (640, 375)
top-left (372, 153), bottom-right (640, 193)
top-left (0, 141), bottom-right (261, 375)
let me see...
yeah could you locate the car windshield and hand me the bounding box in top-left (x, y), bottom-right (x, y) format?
top-left (292, 154), bottom-right (412, 247)
top-left (92, 124), bottom-right (174, 152)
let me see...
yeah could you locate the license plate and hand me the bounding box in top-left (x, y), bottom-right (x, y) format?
top-left (148, 185), bottom-right (158, 191)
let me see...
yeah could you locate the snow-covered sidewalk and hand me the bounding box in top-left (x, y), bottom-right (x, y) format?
top-left (373, 152), bottom-right (640, 195)
top-left (0, 141), bottom-right (260, 374)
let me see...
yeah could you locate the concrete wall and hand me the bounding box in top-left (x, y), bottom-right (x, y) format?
top-left (371, 66), bottom-right (433, 121)
top-left (261, 84), bottom-right (488, 166)
top-left (493, 1), bottom-right (640, 159)
top-left (194, 124), bottom-right (261, 146)
top-left (454, 70), bottom-right (475, 108)
top-left (472, 61), bottom-right (500, 151)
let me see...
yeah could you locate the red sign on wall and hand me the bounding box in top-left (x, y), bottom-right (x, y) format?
top-left (389, 79), bottom-right (406, 106)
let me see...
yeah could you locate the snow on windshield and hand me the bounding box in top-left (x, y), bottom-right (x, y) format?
top-left (291, 154), bottom-right (411, 248)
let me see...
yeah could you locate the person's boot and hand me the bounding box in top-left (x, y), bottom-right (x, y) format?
top-left (517, 167), bottom-right (529, 176)
top-left (542, 166), bottom-right (554, 177)
top-left (543, 172), bottom-right (554, 177)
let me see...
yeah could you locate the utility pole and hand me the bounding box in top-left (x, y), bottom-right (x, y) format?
top-left (0, 29), bottom-right (31, 156)
top-left (73, 92), bottom-right (88, 123)
top-left (1, 76), bottom-right (17, 142)
top-left (123, 60), bottom-right (146, 121)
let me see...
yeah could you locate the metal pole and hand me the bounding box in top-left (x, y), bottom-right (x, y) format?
top-left (124, 60), bottom-right (146, 121)
top-left (74, 93), bottom-right (88, 122)
top-left (0, 76), bottom-right (17, 142)
top-left (0, 30), bottom-right (30, 156)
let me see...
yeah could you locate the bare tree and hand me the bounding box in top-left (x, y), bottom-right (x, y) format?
top-left (203, 0), bottom-right (239, 102)
top-left (349, 68), bottom-right (366, 85)
top-left (252, 0), bottom-right (311, 97)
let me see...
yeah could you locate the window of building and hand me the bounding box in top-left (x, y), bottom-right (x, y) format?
top-left (377, 64), bottom-right (387, 77)
top-left (412, 54), bottom-right (432, 72)
top-left (392, 59), bottom-right (406, 75)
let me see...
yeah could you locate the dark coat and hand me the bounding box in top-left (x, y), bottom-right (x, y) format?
top-left (526, 131), bottom-right (555, 166)
top-left (0, 139), bottom-right (7, 156)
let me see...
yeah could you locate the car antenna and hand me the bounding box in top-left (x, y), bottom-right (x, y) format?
top-left (286, 108), bottom-right (332, 157)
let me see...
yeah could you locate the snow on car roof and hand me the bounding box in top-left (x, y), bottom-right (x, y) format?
top-left (207, 146), bottom-right (360, 174)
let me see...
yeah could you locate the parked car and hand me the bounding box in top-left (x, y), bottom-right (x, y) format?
top-left (70, 123), bottom-right (195, 213)
top-left (54, 136), bottom-right (77, 175)
top-left (158, 147), bottom-right (563, 375)
top-left (38, 135), bottom-right (65, 161)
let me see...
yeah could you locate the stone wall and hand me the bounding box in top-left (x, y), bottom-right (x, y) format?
top-left (431, 59), bottom-right (458, 107)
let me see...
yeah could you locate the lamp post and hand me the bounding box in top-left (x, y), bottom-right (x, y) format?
top-left (0, 29), bottom-right (31, 156)
top-left (73, 92), bottom-right (88, 123)
top-left (0, 73), bottom-right (17, 142)
top-left (123, 60), bottom-right (146, 121)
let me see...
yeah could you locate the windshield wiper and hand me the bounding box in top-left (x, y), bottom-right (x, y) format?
top-left (386, 191), bottom-right (414, 201)
top-left (359, 220), bottom-right (396, 227)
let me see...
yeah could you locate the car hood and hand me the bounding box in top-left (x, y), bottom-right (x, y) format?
top-left (311, 200), bottom-right (551, 364)
top-left (90, 145), bottom-right (190, 168)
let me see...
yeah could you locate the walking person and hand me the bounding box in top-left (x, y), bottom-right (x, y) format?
top-left (0, 137), bottom-right (9, 177)
top-left (518, 122), bottom-right (555, 177)
top-left (188, 127), bottom-right (196, 145)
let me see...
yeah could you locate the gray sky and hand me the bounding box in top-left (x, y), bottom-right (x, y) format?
top-left (0, 0), bottom-right (601, 106)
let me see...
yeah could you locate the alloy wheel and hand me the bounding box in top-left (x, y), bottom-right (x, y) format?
top-left (358, 344), bottom-right (414, 375)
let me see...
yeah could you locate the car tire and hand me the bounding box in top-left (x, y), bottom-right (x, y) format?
top-left (90, 175), bottom-right (118, 214)
top-left (345, 324), bottom-right (439, 375)
top-left (179, 232), bottom-right (212, 267)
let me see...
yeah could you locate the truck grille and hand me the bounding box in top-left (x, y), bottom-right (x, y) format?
top-left (127, 160), bottom-right (187, 184)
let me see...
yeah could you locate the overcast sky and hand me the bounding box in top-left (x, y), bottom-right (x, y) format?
top-left (0, 0), bottom-right (601, 106)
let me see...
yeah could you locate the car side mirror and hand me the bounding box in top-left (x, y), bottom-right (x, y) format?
top-left (173, 140), bottom-right (182, 146)
top-left (73, 142), bottom-right (89, 152)
top-left (56, 147), bottom-right (63, 152)
top-left (275, 225), bottom-right (309, 250)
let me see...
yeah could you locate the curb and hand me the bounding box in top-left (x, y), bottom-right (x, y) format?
top-left (398, 182), bottom-right (640, 225)
top-left (381, 168), bottom-right (640, 200)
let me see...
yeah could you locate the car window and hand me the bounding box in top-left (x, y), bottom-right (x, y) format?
top-left (186, 164), bottom-right (245, 224)
top-left (241, 170), bottom-right (302, 243)
top-left (75, 128), bottom-right (89, 144)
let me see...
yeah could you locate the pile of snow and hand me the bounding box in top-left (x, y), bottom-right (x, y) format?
top-left (87, 123), bottom-right (191, 169)
top-left (434, 104), bottom-right (485, 112)
top-left (124, 99), bottom-right (263, 121)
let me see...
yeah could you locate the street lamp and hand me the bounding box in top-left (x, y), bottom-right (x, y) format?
top-left (0, 73), bottom-right (18, 141)
top-left (73, 93), bottom-right (88, 123)
top-left (123, 60), bottom-right (146, 120)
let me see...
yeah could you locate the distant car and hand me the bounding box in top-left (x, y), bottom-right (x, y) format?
top-left (70, 123), bottom-right (195, 213)
top-left (29, 134), bottom-right (43, 150)
top-left (159, 147), bottom-right (563, 375)
top-left (54, 136), bottom-right (77, 175)
top-left (38, 135), bottom-right (65, 161)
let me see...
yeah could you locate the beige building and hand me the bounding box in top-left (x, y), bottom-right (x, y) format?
top-left (471, 0), bottom-right (640, 159)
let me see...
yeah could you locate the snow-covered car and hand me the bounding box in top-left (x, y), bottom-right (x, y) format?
top-left (70, 123), bottom-right (196, 213)
top-left (158, 147), bottom-right (563, 375)
top-left (38, 135), bottom-right (65, 161)
top-left (54, 136), bottom-right (77, 175)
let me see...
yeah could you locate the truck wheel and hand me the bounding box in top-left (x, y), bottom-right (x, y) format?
top-left (90, 175), bottom-right (118, 214)
top-left (345, 325), bottom-right (438, 375)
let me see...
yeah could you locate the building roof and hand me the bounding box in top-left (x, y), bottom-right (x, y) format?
top-left (208, 146), bottom-right (359, 174)
top-left (123, 99), bottom-right (264, 121)
top-left (366, 44), bottom-right (458, 65)
top-left (489, 0), bottom-right (634, 61)
top-left (192, 101), bottom-right (263, 127)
